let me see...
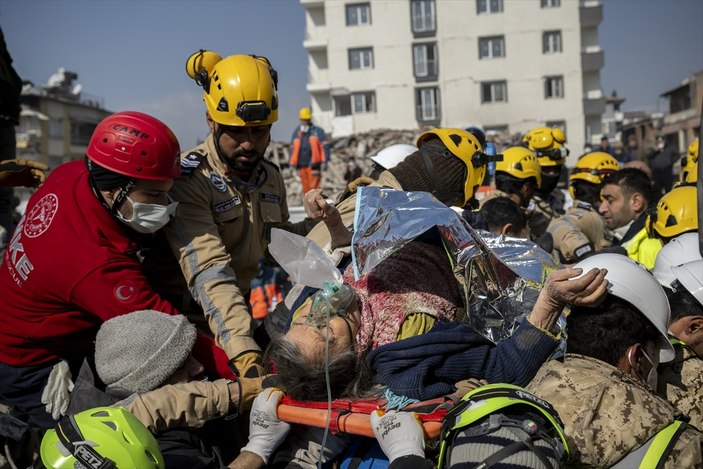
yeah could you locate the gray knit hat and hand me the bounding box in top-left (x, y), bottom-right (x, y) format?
top-left (95, 310), bottom-right (197, 394)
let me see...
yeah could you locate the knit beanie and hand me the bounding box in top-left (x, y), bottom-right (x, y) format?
top-left (388, 139), bottom-right (466, 205)
top-left (447, 417), bottom-right (560, 469)
top-left (95, 310), bottom-right (197, 394)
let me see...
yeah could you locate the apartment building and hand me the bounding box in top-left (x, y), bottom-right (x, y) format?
top-left (302, 0), bottom-right (605, 163)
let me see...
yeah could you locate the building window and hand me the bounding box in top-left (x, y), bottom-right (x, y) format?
top-left (416, 87), bottom-right (440, 122)
top-left (411, 0), bottom-right (436, 34)
top-left (544, 75), bottom-right (564, 99)
top-left (546, 120), bottom-right (566, 133)
top-left (348, 47), bottom-right (374, 70)
top-left (413, 42), bottom-right (438, 78)
top-left (70, 120), bottom-right (97, 146)
top-left (352, 91), bottom-right (376, 113)
top-left (543, 30), bottom-right (562, 54)
top-left (478, 36), bottom-right (505, 59)
top-left (481, 80), bottom-right (507, 103)
top-left (477, 0), bottom-right (503, 14)
top-left (49, 118), bottom-right (63, 138)
top-left (334, 95), bottom-right (352, 117)
top-left (541, 0), bottom-right (560, 7)
top-left (346, 3), bottom-right (371, 26)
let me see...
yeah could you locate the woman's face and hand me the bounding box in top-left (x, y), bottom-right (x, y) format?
top-left (286, 298), bottom-right (361, 361)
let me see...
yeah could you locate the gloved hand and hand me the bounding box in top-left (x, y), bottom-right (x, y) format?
top-left (370, 410), bottom-right (425, 462)
top-left (0, 159), bottom-right (49, 187)
top-left (346, 176), bottom-right (376, 194)
top-left (229, 351), bottom-right (268, 412)
top-left (40, 360), bottom-right (74, 420)
top-left (311, 168), bottom-right (321, 177)
top-left (241, 388), bottom-right (291, 464)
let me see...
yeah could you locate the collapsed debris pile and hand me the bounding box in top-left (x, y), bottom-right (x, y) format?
top-left (266, 128), bottom-right (520, 206)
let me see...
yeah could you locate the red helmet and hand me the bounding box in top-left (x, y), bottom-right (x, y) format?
top-left (86, 111), bottom-right (181, 180)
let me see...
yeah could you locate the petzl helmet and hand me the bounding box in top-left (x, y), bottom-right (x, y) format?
top-left (522, 127), bottom-right (569, 167)
top-left (370, 143), bottom-right (417, 170)
top-left (681, 139), bottom-right (699, 184)
top-left (417, 128), bottom-right (501, 206)
top-left (646, 185), bottom-right (698, 239)
top-left (652, 233), bottom-right (702, 289)
top-left (40, 406), bottom-right (164, 469)
top-left (187, 52), bottom-right (279, 127)
top-left (438, 384), bottom-right (568, 469)
top-left (573, 253), bottom-right (675, 362)
top-left (299, 107), bottom-right (312, 120)
top-left (495, 146), bottom-right (542, 187)
top-left (569, 152), bottom-right (619, 186)
top-left (86, 111), bottom-right (181, 180)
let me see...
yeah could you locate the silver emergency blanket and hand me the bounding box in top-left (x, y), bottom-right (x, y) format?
top-left (351, 187), bottom-right (565, 344)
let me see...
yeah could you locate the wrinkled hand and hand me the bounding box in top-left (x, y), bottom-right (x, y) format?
top-left (546, 267), bottom-right (608, 308)
top-left (0, 159), bottom-right (49, 187)
top-left (370, 410), bottom-right (425, 462)
top-left (530, 267), bottom-right (608, 331)
top-left (41, 360), bottom-right (74, 420)
top-left (241, 389), bottom-right (291, 465)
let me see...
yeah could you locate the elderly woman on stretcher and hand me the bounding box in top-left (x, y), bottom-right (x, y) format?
top-left (265, 227), bottom-right (608, 403)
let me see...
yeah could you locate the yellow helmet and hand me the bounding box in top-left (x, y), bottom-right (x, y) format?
top-left (681, 139), bottom-right (699, 184)
top-left (186, 52), bottom-right (278, 127)
top-left (646, 185), bottom-right (699, 239)
top-left (417, 128), bottom-right (499, 206)
top-left (522, 127), bottom-right (569, 167)
top-left (299, 107), bottom-right (312, 120)
top-left (569, 151), bottom-right (619, 186)
top-left (495, 146), bottom-right (542, 187)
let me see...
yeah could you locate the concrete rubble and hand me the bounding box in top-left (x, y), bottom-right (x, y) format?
top-left (265, 128), bottom-right (520, 206)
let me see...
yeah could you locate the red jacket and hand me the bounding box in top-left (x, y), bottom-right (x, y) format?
top-left (0, 161), bottom-right (179, 366)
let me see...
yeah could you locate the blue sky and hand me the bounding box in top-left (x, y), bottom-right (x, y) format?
top-left (2, 0), bottom-right (702, 149)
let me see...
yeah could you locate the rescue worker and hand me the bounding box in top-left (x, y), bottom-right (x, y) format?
top-left (522, 127), bottom-right (569, 222)
top-left (166, 51), bottom-right (289, 410)
top-left (653, 240), bottom-right (703, 430)
top-left (646, 184), bottom-right (698, 245)
top-left (547, 151), bottom-right (619, 263)
top-left (289, 106), bottom-right (330, 195)
top-left (679, 138), bottom-right (698, 185)
top-left (528, 254), bottom-right (703, 467)
top-left (478, 146), bottom-right (548, 237)
top-left (599, 168), bottom-right (661, 268)
top-left (0, 112), bottom-right (198, 429)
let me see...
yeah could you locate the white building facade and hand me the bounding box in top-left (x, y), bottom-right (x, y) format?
top-left (302, 0), bottom-right (605, 163)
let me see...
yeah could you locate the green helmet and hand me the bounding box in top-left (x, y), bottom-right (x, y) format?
top-left (40, 406), bottom-right (164, 469)
top-left (438, 384), bottom-right (568, 468)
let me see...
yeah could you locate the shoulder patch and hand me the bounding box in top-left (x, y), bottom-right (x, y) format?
top-left (260, 192), bottom-right (281, 204)
top-left (180, 152), bottom-right (205, 175)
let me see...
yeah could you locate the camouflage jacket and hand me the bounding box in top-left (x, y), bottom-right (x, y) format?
top-left (658, 342), bottom-right (703, 431)
top-left (527, 354), bottom-right (703, 467)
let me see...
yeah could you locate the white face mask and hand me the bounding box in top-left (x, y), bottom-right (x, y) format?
top-left (117, 196), bottom-right (178, 234)
top-left (300, 124), bottom-right (310, 133)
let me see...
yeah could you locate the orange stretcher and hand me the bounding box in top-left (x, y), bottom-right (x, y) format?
top-left (277, 396), bottom-right (452, 439)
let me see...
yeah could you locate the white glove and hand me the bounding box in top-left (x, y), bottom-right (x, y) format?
top-left (370, 410), bottom-right (425, 462)
top-left (241, 388), bottom-right (291, 464)
top-left (40, 360), bottom-right (74, 420)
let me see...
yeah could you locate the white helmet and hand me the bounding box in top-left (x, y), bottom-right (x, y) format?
top-left (573, 253), bottom-right (674, 363)
top-left (369, 144), bottom-right (418, 170)
top-left (652, 233), bottom-right (702, 289)
top-left (671, 259), bottom-right (703, 307)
